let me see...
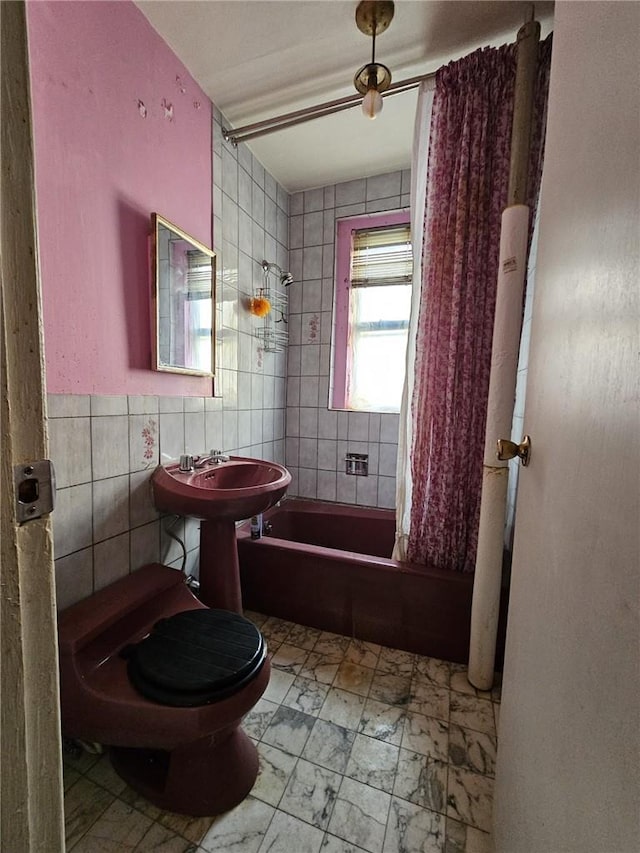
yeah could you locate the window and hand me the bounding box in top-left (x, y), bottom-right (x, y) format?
top-left (331, 211), bottom-right (412, 413)
top-left (184, 248), bottom-right (213, 369)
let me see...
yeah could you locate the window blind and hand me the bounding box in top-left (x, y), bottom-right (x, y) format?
top-left (187, 249), bottom-right (212, 292)
top-left (350, 224), bottom-right (412, 287)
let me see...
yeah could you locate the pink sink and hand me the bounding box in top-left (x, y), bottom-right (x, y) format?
top-left (151, 457), bottom-right (291, 521)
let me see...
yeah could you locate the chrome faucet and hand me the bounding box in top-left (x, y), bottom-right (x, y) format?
top-left (193, 449), bottom-right (230, 468)
top-left (179, 454), bottom-right (195, 472)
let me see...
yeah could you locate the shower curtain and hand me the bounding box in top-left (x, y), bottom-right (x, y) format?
top-left (393, 78), bottom-right (434, 562)
top-left (395, 38), bottom-right (552, 572)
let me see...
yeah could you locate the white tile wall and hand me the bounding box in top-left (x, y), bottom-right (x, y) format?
top-left (92, 475), bottom-right (129, 542)
top-left (54, 549), bottom-right (93, 612)
top-left (285, 172), bottom-right (407, 508)
top-left (213, 107), bottom-right (288, 464)
top-left (48, 395), bottom-right (186, 607)
top-left (49, 416), bottom-right (91, 487)
top-left (94, 532), bottom-right (130, 592)
top-left (91, 416), bottom-right (129, 480)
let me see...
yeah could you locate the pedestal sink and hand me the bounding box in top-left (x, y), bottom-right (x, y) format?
top-left (151, 457), bottom-right (291, 612)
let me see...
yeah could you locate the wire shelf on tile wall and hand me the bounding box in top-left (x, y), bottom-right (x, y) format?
top-left (253, 273), bottom-right (288, 353)
top-left (255, 323), bottom-right (288, 352)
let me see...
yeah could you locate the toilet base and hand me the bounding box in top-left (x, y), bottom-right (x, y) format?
top-left (109, 726), bottom-right (259, 816)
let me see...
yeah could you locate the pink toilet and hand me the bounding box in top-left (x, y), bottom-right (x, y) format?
top-left (57, 563), bottom-right (270, 816)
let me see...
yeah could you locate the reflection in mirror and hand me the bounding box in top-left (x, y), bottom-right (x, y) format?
top-left (151, 213), bottom-right (215, 376)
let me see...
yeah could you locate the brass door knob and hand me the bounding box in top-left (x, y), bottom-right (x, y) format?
top-left (496, 435), bottom-right (531, 466)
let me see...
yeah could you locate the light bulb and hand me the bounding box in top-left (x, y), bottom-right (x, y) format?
top-left (361, 87), bottom-right (383, 120)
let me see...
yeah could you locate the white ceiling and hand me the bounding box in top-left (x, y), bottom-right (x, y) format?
top-left (136, 1), bottom-right (554, 192)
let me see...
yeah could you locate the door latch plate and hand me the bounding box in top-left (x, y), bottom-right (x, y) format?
top-left (13, 459), bottom-right (56, 523)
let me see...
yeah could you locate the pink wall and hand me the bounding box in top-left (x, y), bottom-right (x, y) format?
top-left (27, 0), bottom-right (213, 395)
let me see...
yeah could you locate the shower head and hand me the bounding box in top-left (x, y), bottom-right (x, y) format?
top-left (262, 260), bottom-right (294, 287)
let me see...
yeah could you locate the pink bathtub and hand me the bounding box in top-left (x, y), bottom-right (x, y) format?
top-left (237, 499), bottom-right (482, 664)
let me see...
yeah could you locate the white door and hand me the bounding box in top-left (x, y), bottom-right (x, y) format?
top-left (493, 3), bottom-right (639, 852)
top-left (1, 2), bottom-right (65, 848)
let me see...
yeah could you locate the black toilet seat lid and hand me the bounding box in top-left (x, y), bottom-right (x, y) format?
top-left (126, 609), bottom-right (266, 707)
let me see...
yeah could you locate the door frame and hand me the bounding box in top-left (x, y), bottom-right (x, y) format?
top-left (1, 2), bottom-right (65, 848)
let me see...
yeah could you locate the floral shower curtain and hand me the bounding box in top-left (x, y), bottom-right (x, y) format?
top-left (393, 78), bottom-right (435, 563)
top-left (401, 38), bottom-right (552, 573)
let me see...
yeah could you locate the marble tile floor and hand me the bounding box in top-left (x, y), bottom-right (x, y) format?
top-left (63, 612), bottom-right (501, 853)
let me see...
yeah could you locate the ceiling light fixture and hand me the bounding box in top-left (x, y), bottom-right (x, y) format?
top-left (353, 0), bottom-right (395, 120)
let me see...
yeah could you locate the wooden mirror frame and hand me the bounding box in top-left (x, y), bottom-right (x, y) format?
top-left (151, 213), bottom-right (215, 376)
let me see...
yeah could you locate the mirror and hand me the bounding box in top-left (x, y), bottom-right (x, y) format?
top-left (151, 213), bottom-right (215, 376)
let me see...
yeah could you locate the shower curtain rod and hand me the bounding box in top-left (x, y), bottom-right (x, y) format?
top-left (222, 71), bottom-right (435, 145)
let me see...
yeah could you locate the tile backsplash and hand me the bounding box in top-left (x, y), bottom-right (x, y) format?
top-left (49, 391), bottom-right (282, 611)
top-left (284, 170), bottom-right (410, 508)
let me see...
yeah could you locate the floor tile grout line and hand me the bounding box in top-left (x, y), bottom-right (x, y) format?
top-left (251, 793), bottom-right (279, 853)
top-left (69, 753), bottom-right (487, 845)
top-left (262, 762), bottom-right (459, 832)
top-left (65, 754), bottom-right (205, 848)
top-left (261, 675), bottom-right (456, 805)
top-left (273, 750), bottom-right (342, 840)
top-left (65, 612), bottom-right (496, 851)
top-left (64, 777), bottom-right (117, 852)
top-left (275, 639), bottom-right (479, 705)
top-left (263, 616), bottom-right (496, 838)
top-left (257, 730), bottom-right (467, 818)
top-left (380, 788), bottom-right (397, 853)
